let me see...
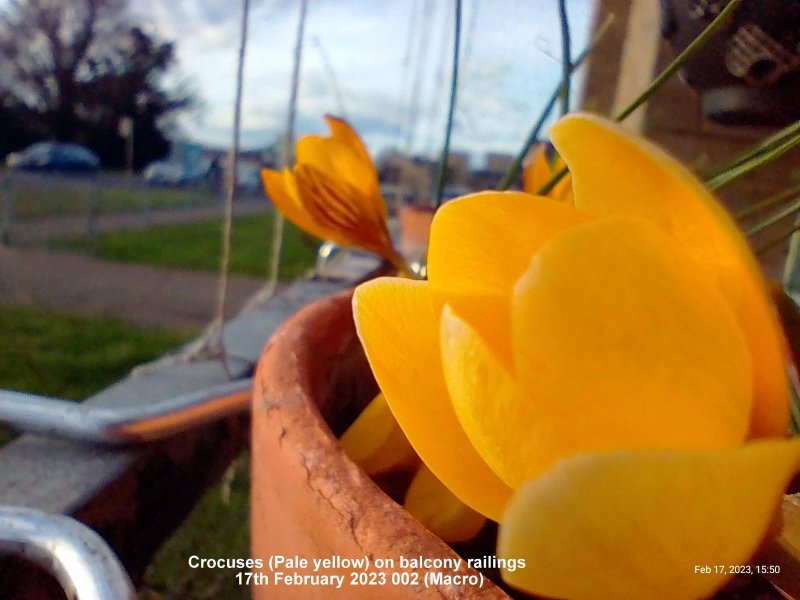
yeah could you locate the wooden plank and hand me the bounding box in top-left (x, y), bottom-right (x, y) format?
top-left (610, 0), bottom-right (661, 131)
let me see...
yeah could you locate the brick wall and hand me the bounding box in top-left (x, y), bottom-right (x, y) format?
top-left (581, 0), bottom-right (800, 278)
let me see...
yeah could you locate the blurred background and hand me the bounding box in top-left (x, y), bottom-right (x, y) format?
top-left (0, 0), bottom-right (799, 598)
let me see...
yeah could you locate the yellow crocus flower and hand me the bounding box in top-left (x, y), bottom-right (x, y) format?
top-left (404, 464), bottom-right (486, 543)
top-left (339, 392), bottom-right (418, 476)
top-left (353, 112), bottom-right (799, 600)
top-left (261, 115), bottom-right (405, 270)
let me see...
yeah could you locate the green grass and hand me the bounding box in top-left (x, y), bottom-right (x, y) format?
top-left (0, 304), bottom-right (250, 599)
top-left (139, 455), bottom-right (252, 600)
top-left (11, 181), bottom-right (219, 220)
top-left (0, 305), bottom-right (192, 400)
top-left (60, 213), bottom-right (320, 280)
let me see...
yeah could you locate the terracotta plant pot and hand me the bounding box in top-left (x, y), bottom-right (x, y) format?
top-left (251, 290), bottom-right (509, 599)
top-left (398, 205), bottom-right (435, 258)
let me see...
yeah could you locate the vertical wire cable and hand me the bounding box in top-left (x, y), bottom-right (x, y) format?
top-left (433, 0), bottom-right (462, 209)
top-left (398, 0), bottom-right (420, 147)
top-left (405, 0), bottom-right (434, 153)
top-left (265, 0), bottom-right (307, 297)
top-left (213, 0), bottom-right (250, 378)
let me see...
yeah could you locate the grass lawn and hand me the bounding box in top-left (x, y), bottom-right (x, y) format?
top-left (11, 180), bottom-right (219, 219)
top-left (0, 304), bottom-right (251, 599)
top-left (60, 213), bottom-right (320, 280)
top-left (0, 305), bottom-right (192, 400)
top-left (139, 455), bottom-right (252, 600)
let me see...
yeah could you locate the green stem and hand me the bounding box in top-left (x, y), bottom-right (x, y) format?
top-left (756, 224), bottom-right (800, 256)
top-left (706, 122), bottom-right (800, 181)
top-left (735, 183), bottom-right (800, 221)
top-left (538, 165), bottom-right (569, 196)
top-left (434, 0), bottom-right (462, 210)
top-left (705, 121), bottom-right (800, 191)
top-left (745, 197), bottom-right (800, 237)
top-left (387, 250), bottom-right (423, 280)
top-left (497, 14), bottom-right (614, 191)
top-left (614, 0), bottom-right (743, 121)
top-left (791, 395), bottom-right (800, 436)
top-left (557, 0), bottom-right (571, 117)
top-left (537, 0), bottom-right (743, 196)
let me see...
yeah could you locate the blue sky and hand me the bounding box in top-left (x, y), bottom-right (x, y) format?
top-left (132, 0), bottom-right (594, 166)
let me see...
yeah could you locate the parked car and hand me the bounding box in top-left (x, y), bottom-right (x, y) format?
top-left (6, 142), bottom-right (100, 173)
top-left (237, 164), bottom-right (262, 195)
top-left (182, 159), bottom-right (214, 185)
top-left (143, 160), bottom-right (186, 186)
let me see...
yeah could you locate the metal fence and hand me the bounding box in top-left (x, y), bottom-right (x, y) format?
top-left (0, 170), bottom-right (265, 246)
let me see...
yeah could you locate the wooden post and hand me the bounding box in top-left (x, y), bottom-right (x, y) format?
top-left (85, 176), bottom-right (100, 249)
top-left (1, 174), bottom-right (12, 246)
top-left (610, 0), bottom-right (661, 132)
top-left (140, 178), bottom-right (151, 226)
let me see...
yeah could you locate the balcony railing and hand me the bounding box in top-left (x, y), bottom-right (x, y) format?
top-left (0, 252), bottom-right (377, 599)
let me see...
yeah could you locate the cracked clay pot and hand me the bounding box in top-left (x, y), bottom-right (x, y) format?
top-left (251, 290), bottom-right (508, 599)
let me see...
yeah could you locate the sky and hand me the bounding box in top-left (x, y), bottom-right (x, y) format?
top-left (130, 0), bottom-right (595, 167)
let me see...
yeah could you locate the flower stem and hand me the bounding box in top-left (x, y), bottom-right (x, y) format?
top-left (791, 395), bottom-right (800, 437)
top-left (771, 286), bottom-right (800, 435)
top-left (434, 0), bottom-right (462, 210)
top-left (705, 121), bottom-right (800, 191)
top-left (756, 225), bottom-right (800, 256)
top-left (497, 14), bottom-right (614, 191)
top-left (735, 183), bottom-right (800, 221)
top-left (746, 198), bottom-right (800, 238)
top-left (557, 0), bottom-right (571, 117)
top-left (707, 121), bottom-right (800, 179)
top-left (537, 0), bottom-right (743, 196)
top-left (388, 251), bottom-right (423, 280)
top-left (614, 0), bottom-right (743, 122)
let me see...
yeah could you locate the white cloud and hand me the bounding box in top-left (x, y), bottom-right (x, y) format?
top-left (131, 0), bottom-right (595, 163)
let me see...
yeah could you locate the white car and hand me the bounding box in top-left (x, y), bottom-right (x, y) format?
top-left (143, 161), bottom-right (186, 186)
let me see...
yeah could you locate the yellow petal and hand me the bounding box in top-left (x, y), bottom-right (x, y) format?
top-left (551, 112), bottom-right (789, 438)
top-left (353, 277), bottom-right (513, 520)
top-left (294, 164), bottom-right (397, 261)
top-left (427, 191), bottom-right (592, 368)
top-left (442, 217), bottom-right (753, 489)
top-left (498, 440), bottom-right (800, 600)
top-left (404, 464), bottom-right (487, 543)
top-left (512, 218), bottom-right (752, 456)
top-left (339, 392), bottom-right (418, 476)
top-left (261, 167), bottom-right (333, 242)
top-left (440, 305), bottom-right (536, 488)
top-left (296, 116), bottom-right (383, 213)
top-left (325, 115), bottom-right (375, 176)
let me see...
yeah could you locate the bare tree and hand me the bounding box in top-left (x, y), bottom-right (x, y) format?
top-left (0, 0), bottom-right (192, 166)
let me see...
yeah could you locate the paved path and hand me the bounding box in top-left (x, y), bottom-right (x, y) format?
top-left (0, 247), bottom-right (268, 332)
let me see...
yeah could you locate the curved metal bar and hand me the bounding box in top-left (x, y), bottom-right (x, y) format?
top-left (0, 506), bottom-right (135, 599)
top-left (0, 378), bottom-right (252, 445)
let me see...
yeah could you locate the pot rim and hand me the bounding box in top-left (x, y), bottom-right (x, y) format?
top-left (252, 289), bottom-right (508, 598)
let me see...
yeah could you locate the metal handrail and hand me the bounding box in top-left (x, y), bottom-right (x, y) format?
top-left (0, 378), bottom-right (252, 445)
top-left (0, 506), bottom-right (135, 599)
top-left (0, 379), bottom-right (254, 595)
